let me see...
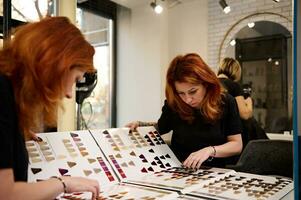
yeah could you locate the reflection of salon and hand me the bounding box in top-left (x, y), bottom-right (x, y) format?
top-left (224, 21), bottom-right (292, 134)
top-left (1, 0), bottom-right (300, 200)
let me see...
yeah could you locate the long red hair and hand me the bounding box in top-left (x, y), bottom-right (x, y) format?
top-left (166, 53), bottom-right (224, 123)
top-left (0, 17), bottom-right (95, 137)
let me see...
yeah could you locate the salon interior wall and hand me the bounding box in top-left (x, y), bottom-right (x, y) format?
top-left (116, 0), bottom-right (208, 127)
top-left (57, 0), bottom-right (77, 132)
top-left (208, 0), bottom-right (292, 71)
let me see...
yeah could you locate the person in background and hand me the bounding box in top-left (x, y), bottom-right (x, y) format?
top-left (217, 57), bottom-right (253, 120)
top-left (0, 17), bottom-right (99, 200)
top-left (217, 57), bottom-right (252, 148)
top-left (127, 53), bottom-right (243, 169)
top-left (217, 57), bottom-right (267, 148)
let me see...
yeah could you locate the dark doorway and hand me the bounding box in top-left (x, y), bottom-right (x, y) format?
top-left (236, 34), bottom-right (292, 133)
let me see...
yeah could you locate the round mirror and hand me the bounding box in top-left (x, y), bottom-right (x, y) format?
top-left (225, 21), bottom-right (292, 134)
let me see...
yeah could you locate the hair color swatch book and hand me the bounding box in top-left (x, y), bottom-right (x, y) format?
top-left (26, 126), bottom-right (293, 200)
top-left (26, 126), bottom-right (182, 200)
top-left (56, 183), bottom-right (179, 200)
top-left (26, 130), bottom-right (118, 186)
top-left (89, 127), bottom-right (182, 180)
top-left (186, 172), bottom-right (293, 200)
top-left (125, 166), bottom-right (236, 194)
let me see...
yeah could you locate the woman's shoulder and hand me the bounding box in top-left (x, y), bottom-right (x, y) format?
top-left (162, 100), bottom-right (172, 111)
top-left (222, 93), bottom-right (236, 106)
top-left (161, 100), bottom-right (179, 117)
top-left (0, 74), bottom-right (15, 105)
top-left (220, 78), bottom-right (240, 88)
top-left (0, 74), bottom-right (12, 89)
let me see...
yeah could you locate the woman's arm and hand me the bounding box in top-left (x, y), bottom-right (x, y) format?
top-left (183, 134), bottom-right (242, 169)
top-left (213, 134), bottom-right (243, 157)
top-left (235, 96), bottom-right (253, 120)
top-left (0, 169), bottom-right (99, 200)
top-left (125, 101), bottom-right (173, 132)
top-left (125, 121), bottom-right (157, 131)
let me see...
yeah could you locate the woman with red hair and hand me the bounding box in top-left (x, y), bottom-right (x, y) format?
top-left (127, 53), bottom-right (242, 169)
top-left (0, 17), bottom-right (99, 200)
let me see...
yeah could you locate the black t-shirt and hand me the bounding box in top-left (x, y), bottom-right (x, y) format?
top-left (0, 74), bottom-right (29, 181)
top-left (219, 77), bottom-right (261, 148)
top-left (219, 78), bottom-right (243, 98)
top-left (157, 94), bottom-right (242, 167)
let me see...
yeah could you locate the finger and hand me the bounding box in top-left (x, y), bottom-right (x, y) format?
top-left (126, 123), bottom-right (132, 129)
top-left (190, 159), bottom-right (198, 169)
top-left (183, 157), bottom-right (193, 168)
top-left (182, 157), bottom-right (190, 167)
top-left (94, 181), bottom-right (100, 197)
top-left (196, 159), bottom-right (203, 169)
top-left (88, 185), bottom-right (97, 200)
top-left (29, 131), bottom-right (40, 141)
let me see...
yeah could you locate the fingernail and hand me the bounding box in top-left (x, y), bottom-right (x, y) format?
top-left (37, 136), bottom-right (43, 142)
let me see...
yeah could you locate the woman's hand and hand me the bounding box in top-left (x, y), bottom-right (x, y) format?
top-left (26, 130), bottom-right (41, 141)
top-left (62, 177), bottom-right (99, 200)
top-left (183, 147), bottom-right (214, 169)
top-left (125, 121), bottom-right (139, 131)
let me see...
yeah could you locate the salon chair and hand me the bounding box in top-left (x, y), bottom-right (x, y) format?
top-left (226, 139), bottom-right (293, 178)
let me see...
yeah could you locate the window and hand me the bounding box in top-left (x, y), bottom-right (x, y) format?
top-left (76, 3), bottom-right (116, 129)
top-left (0, 0), bottom-right (56, 43)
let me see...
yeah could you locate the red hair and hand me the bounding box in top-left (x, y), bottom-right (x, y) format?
top-left (166, 53), bottom-right (224, 123)
top-left (0, 17), bottom-right (95, 137)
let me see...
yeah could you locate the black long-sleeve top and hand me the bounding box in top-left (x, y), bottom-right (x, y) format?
top-left (157, 93), bottom-right (242, 167)
top-left (0, 74), bottom-right (28, 181)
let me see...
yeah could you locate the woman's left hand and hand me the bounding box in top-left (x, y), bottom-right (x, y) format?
top-left (28, 130), bottom-right (45, 142)
top-left (183, 147), bottom-right (213, 169)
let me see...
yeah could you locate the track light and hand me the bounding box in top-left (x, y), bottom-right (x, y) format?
top-left (219, 0), bottom-right (231, 14)
top-left (230, 39), bottom-right (236, 46)
top-left (150, 0), bottom-right (164, 14)
top-left (248, 22), bottom-right (255, 28)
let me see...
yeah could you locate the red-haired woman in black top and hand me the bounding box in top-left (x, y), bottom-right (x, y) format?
top-left (127, 53), bottom-right (243, 169)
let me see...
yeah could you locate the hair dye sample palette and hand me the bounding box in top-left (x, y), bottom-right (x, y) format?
top-left (187, 172), bottom-right (293, 200)
top-left (56, 192), bottom-right (92, 200)
top-left (98, 183), bottom-right (178, 200)
top-left (125, 166), bottom-right (236, 194)
top-left (27, 127), bottom-right (293, 200)
top-left (176, 195), bottom-right (208, 200)
top-left (57, 183), bottom-right (178, 200)
top-left (26, 131), bottom-right (118, 186)
top-left (90, 127), bottom-right (182, 180)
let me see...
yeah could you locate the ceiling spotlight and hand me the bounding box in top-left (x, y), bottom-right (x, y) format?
top-left (230, 39), bottom-right (236, 46)
top-left (248, 22), bottom-right (255, 28)
top-left (273, 0), bottom-right (280, 2)
top-left (150, 0), bottom-right (164, 14)
top-left (219, 0), bottom-right (231, 14)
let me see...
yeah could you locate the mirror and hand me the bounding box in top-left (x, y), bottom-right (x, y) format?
top-left (224, 20), bottom-right (292, 134)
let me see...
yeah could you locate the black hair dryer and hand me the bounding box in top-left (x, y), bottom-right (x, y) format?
top-left (75, 71), bottom-right (97, 130)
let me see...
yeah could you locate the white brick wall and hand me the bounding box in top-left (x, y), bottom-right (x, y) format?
top-left (208, 0), bottom-right (292, 71)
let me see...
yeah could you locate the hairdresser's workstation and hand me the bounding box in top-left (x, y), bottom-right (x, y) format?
top-left (0, 0), bottom-right (300, 200)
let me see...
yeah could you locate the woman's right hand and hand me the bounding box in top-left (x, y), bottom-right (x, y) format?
top-left (125, 121), bottom-right (139, 131)
top-left (62, 177), bottom-right (99, 200)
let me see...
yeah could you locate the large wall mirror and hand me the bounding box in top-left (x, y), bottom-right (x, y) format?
top-left (223, 19), bottom-right (292, 134)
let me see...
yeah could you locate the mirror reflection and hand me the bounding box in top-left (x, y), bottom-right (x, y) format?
top-left (225, 21), bottom-right (292, 133)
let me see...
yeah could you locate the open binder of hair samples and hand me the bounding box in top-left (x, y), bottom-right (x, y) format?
top-left (27, 127), bottom-right (293, 200)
